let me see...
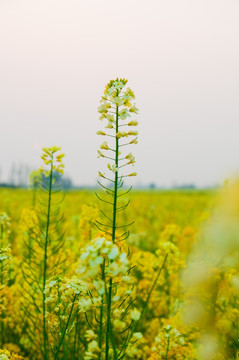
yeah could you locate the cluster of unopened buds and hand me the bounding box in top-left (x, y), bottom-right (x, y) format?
top-left (40, 146), bottom-right (65, 176)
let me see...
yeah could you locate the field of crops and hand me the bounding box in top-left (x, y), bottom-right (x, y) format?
top-left (1, 79), bottom-right (239, 360)
top-left (0, 186), bottom-right (217, 360)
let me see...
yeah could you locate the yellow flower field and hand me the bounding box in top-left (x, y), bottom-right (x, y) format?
top-left (1, 79), bottom-right (239, 360)
top-left (0, 185), bottom-right (217, 360)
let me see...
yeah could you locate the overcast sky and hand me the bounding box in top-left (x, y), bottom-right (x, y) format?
top-left (0, 0), bottom-right (239, 187)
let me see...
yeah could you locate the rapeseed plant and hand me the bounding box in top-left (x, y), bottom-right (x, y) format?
top-left (96, 79), bottom-right (140, 360)
top-left (0, 214), bottom-right (11, 349)
top-left (17, 147), bottom-right (70, 359)
top-left (75, 78), bottom-right (142, 360)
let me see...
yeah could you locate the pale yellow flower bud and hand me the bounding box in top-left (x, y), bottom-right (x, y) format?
top-left (128, 120), bottom-right (138, 126)
top-left (51, 146), bottom-right (61, 153)
top-left (129, 105), bottom-right (139, 114)
top-left (123, 99), bottom-right (132, 107)
top-left (97, 150), bottom-right (104, 158)
top-left (100, 142), bottom-right (109, 150)
top-left (56, 153), bottom-right (65, 162)
top-left (128, 130), bottom-right (138, 136)
top-left (130, 308), bottom-right (141, 321)
top-left (98, 172), bottom-right (105, 178)
top-left (96, 131), bottom-right (106, 136)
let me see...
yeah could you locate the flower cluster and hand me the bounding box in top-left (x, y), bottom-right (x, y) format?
top-left (77, 237), bottom-right (129, 282)
top-left (148, 323), bottom-right (197, 360)
top-left (97, 78), bottom-right (139, 179)
top-left (43, 276), bottom-right (82, 349)
top-left (0, 349), bottom-right (23, 360)
top-left (40, 146), bottom-right (65, 176)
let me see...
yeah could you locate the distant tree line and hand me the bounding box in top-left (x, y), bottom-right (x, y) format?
top-left (0, 163), bottom-right (73, 189)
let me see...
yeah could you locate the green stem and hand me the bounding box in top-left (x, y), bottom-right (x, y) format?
top-left (165, 335), bottom-right (170, 360)
top-left (0, 224), bottom-right (4, 348)
top-left (105, 94), bottom-right (119, 360)
top-left (43, 160), bottom-right (53, 360)
top-left (54, 294), bottom-right (77, 360)
top-left (112, 99), bottom-right (119, 244)
top-left (73, 313), bottom-right (78, 358)
top-left (141, 253), bottom-right (168, 319)
top-left (58, 291), bottom-right (67, 359)
top-left (0, 224), bottom-right (3, 286)
top-left (98, 262), bottom-right (105, 360)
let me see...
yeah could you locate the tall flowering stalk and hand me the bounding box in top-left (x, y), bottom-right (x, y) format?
top-left (40, 147), bottom-right (65, 360)
top-left (96, 78), bottom-right (139, 360)
top-left (19, 147), bottom-right (66, 360)
top-left (0, 213), bottom-right (11, 348)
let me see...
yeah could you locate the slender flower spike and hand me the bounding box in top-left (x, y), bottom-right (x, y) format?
top-left (96, 79), bottom-right (139, 360)
top-left (97, 78), bottom-right (138, 176)
top-left (97, 78), bottom-right (138, 178)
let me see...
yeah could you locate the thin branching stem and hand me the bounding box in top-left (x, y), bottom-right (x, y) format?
top-left (43, 158), bottom-right (53, 360)
top-left (54, 294), bottom-right (77, 360)
top-left (0, 224), bottom-right (4, 348)
top-left (105, 91), bottom-right (119, 360)
top-left (165, 334), bottom-right (170, 360)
